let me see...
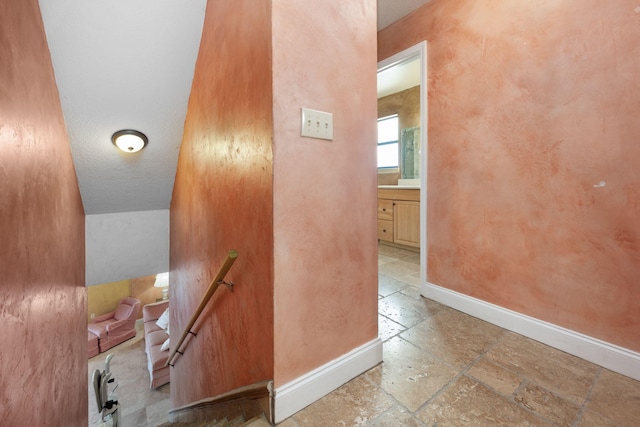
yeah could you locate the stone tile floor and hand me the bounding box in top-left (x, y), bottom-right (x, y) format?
top-left (89, 244), bottom-right (640, 426)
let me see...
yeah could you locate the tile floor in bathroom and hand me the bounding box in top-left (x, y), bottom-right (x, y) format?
top-left (88, 244), bottom-right (640, 426)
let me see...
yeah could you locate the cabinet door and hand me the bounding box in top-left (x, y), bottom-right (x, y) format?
top-left (394, 200), bottom-right (420, 247)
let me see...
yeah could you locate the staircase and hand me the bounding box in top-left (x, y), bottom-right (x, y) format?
top-left (160, 255), bottom-right (273, 425)
top-left (157, 412), bottom-right (271, 427)
top-left (160, 380), bottom-right (274, 426)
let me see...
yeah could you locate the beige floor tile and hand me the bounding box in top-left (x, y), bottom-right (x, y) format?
top-left (378, 314), bottom-right (406, 342)
top-left (484, 332), bottom-right (598, 405)
top-left (403, 253), bottom-right (421, 265)
top-left (586, 369), bottom-right (640, 426)
top-left (397, 284), bottom-right (426, 301)
top-left (378, 292), bottom-right (440, 328)
top-left (378, 274), bottom-right (410, 297)
top-left (377, 244), bottom-right (417, 259)
top-left (370, 404), bottom-right (422, 426)
top-left (513, 382), bottom-right (581, 425)
top-left (401, 306), bottom-right (504, 369)
top-left (372, 336), bottom-right (458, 411)
top-left (378, 254), bottom-right (397, 265)
top-left (378, 259), bottom-right (420, 281)
top-left (289, 374), bottom-right (395, 426)
top-left (576, 409), bottom-right (621, 427)
top-left (416, 375), bottom-right (553, 426)
top-left (467, 358), bottom-right (523, 396)
top-left (402, 272), bottom-right (421, 287)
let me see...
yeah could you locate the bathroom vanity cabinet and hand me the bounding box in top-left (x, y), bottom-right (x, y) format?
top-left (377, 188), bottom-right (420, 249)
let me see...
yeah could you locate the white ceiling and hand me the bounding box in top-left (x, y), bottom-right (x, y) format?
top-left (39, 0), bottom-right (206, 215)
top-left (39, 0), bottom-right (430, 215)
top-left (378, 56), bottom-right (421, 99)
top-left (377, 0), bottom-right (431, 30)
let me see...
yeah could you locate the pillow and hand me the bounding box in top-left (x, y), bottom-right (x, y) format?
top-left (156, 308), bottom-right (169, 330)
top-left (166, 323), bottom-right (170, 336)
top-left (160, 337), bottom-right (170, 352)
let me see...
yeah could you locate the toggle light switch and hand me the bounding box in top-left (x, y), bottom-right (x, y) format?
top-left (301, 107), bottom-right (333, 140)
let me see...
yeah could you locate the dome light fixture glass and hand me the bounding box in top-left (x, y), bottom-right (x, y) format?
top-left (112, 129), bottom-right (148, 153)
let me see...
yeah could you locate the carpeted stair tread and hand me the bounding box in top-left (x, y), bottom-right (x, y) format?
top-left (241, 414), bottom-right (271, 426)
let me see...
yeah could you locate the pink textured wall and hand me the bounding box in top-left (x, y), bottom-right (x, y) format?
top-left (272, 0), bottom-right (379, 386)
top-left (0, 0), bottom-right (86, 424)
top-left (170, 0), bottom-right (274, 407)
top-left (379, 0), bottom-right (640, 351)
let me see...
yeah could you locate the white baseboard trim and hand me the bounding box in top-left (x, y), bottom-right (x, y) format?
top-left (422, 282), bottom-right (640, 381)
top-left (274, 337), bottom-right (383, 423)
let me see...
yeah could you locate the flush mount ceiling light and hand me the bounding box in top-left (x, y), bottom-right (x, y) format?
top-left (111, 129), bottom-right (148, 153)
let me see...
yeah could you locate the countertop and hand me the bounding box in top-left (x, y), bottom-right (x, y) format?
top-left (378, 185), bottom-right (420, 189)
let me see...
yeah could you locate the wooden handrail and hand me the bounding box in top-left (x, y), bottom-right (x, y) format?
top-left (166, 250), bottom-right (239, 367)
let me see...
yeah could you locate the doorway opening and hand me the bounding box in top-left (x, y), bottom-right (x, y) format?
top-left (377, 41), bottom-right (427, 290)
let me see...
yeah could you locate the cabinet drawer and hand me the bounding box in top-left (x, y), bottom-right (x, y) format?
top-left (377, 220), bottom-right (394, 242)
top-left (378, 199), bottom-right (393, 220)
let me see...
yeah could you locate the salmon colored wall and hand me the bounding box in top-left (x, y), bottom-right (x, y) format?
top-left (170, 0), bottom-right (274, 407)
top-left (379, 0), bottom-right (640, 351)
top-left (272, 0), bottom-right (379, 386)
top-left (0, 1), bottom-right (86, 425)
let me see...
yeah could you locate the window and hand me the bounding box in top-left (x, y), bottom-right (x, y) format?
top-left (377, 115), bottom-right (399, 169)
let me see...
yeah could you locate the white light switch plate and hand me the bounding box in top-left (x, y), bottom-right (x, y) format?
top-left (301, 107), bottom-right (333, 140)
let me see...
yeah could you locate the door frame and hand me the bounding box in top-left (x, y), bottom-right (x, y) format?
top-left (377, 41), bottom-right (427, 288)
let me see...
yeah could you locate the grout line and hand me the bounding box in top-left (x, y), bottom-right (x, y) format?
top-left (409, 330), bottom-right (517, 419)
top-left (361, 367), bottom-right (428, 427)
top-left (410, 370), bottom-right (466, 417)
top-left (571, 367), bottom-right (602, 427)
